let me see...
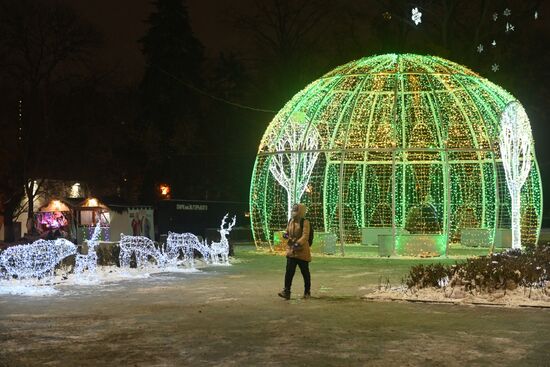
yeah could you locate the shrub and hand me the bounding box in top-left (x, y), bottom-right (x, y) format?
top-left (406, 247), bottom-right (550, 292)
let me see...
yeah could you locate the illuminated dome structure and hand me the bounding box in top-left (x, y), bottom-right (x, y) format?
top-left (250, 54), bottom-right (542, 254)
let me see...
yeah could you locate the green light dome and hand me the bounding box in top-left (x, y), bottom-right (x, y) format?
top-left (250, 54), bottom-right (542, 253)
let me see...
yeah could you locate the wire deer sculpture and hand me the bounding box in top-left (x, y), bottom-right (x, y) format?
top-left (207, 214), bottom-right (236, 264)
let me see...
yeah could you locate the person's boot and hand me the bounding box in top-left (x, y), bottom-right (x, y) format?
top-left (303, 291), bottom-right (311, 299)
top-left (278, 289), bottom-right (291, 300)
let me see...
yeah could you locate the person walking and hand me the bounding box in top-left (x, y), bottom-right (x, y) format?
top-left (278, 203), bottom-right (312, 300)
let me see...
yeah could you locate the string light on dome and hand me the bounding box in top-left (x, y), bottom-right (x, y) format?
top-left (411, 7), bottom-right (422, 25)
top-left (250, 54), bottom-right (542, 252)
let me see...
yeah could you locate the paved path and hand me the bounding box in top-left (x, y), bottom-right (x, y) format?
top-left (1, 248), bottom-right (549, 366)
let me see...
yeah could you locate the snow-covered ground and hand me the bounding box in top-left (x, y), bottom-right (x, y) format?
top-left (364, 285), bottom-right (550, 308)
top-left (0, 259), bottom-right (221, 297)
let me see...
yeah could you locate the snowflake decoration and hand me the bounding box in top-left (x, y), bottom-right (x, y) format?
top-left (505, 22), bottom-right (515, 33)
top-left (491, 63), bottom-right (499, 72)
top-left (492, 40), bottom-right (497, 47)
top-left (411, 7), bottom-right (422, 25)
top-left (503, 8), bottom-right (511, 17)
top-left (477, 44), bottom-right (484, 53)
top-left (493, 12), bottom-right (498, 21)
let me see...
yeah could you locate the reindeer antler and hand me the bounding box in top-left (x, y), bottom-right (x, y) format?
top-left (220, 213), bottom-right (229, 228)
top-left (227, 215), bottom-right (236, 231)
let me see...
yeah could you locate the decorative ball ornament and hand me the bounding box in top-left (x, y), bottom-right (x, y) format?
top-left (250, 54), bottom-right (542, 252)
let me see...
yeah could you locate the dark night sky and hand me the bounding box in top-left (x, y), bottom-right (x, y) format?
top-left (68, 0), bottom-right (254, 84)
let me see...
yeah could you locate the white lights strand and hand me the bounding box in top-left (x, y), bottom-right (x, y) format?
top-left (165, 232), bottom-right (209, 267)
top-left (499, 102), bottom-right (533, 249)
top-left (119, 234), bottom-right (166, 268)
top-left (0, 238), bottom-right (76, 279)
top-left (74, 222), bottom-right (101, 275)
top-left (208, 214), bottom-right (236, 264)
top-left (269, 114), bottom-right (320, 219)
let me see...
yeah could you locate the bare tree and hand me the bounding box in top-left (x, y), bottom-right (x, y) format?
top-left (0, 0), bottom-right (100, 240)
top-left (499, 102), bottom-right (533, 249)
top-left (269, 112), bottom-right (320, 219)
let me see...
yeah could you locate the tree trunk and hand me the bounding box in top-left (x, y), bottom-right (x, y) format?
top-left (287, 192), bottom-right (293, 221)
top-left (3, 201), bottom-right (19, 243)
top-left (26, 182), bottom-right (34, 219)
top-left (510, 192), bottom-right (522, 249)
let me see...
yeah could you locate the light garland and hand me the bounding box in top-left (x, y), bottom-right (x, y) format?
top-left (165, 214), bottom-right (236, 266)
top-left (208, 214), bottom-right (236, 264)
top-left (499, 102), bottom-right (533, 249)
top-left (165, 232), bottom-right (210, 266)
top-left (74, 222), bottom-right (101, 275)
top-left (119, 234), bottom-right (165, 268)
top-left (268, 112), bottom-right (320, 220)
top-left (0, 239), bottom-right (76, 279)
top-left (250, 54), bottom-right (542, 253)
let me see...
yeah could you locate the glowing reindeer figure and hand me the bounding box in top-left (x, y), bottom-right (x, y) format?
top-left (0, 238), bottom-right (76, 279)
top-left (74, 222), bottom-right (101, 275)
top-left (119, 234), bottom-right (166, 268)
top-left (208, 214), bottom-right (236, 264)
top-left (165, 232), bottom-right (210, 267)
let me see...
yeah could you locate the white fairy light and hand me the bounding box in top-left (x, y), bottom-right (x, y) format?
top-left (165, 231), bottom-right (210, 267)
top-left (411, 7), bottom-right (422, 25)
top-left (269, 112), bottom-right (320, 219)
top-left (493, 12), bottom-right (498, 21)
top-left (0, 239), bottom-right (76, 279)
top-left (477, 44), bottom-right (484, 53)
top-left (491, 63), bottom-right (499, 72)
top-left (119, 234), bottom-right (165, 268)
top-left (534, 11), bottom-right (538, 20)
top-left (499, 102), bottom-right (533, 249)
top-left (165, 214), bottom-right (236, 266)
top-left (207, 214), bottom-right (236, 264)
top-left (74, 222), bottom-right (101, 275)
top-left (492, 40), bottom-right (497, 47)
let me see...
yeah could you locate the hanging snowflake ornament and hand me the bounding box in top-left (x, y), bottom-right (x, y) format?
top-left (411, 7), bottom-right (422, 25)
top-left (492, 40), bottom-right (497, 47)
top-left (493, 12), bottom-right (498, 21)
top-left (505, 22), bottom-right (515, 33)
top-left (503, 8), bottom-right (511, 17)
top-left (477, 44), bottom-right (484, 53)
top-left (491, 63), bottom-right (499, 72)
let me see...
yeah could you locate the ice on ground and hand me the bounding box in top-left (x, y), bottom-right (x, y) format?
top-left (0, 260), bottom-right (215, 297)
top-left (0, 280), bottom-right (59, 296)
top-left (365, 286), bottom-right (550, 308)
